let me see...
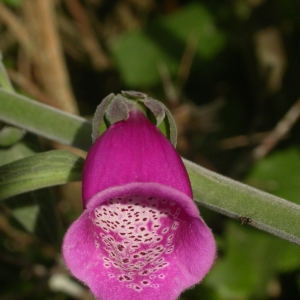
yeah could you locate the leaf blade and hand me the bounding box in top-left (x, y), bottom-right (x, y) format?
top-left (0, 150), bottom-right (84, 200)
top-left (0, 88), bottom-right (92, 151)
top-left (184, 159), bottom-right (300, 245)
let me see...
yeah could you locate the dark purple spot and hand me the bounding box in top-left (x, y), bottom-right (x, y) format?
top-left (117, 245), bottom-right (124, 251)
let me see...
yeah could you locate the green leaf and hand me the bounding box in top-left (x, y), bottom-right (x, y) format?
top-left (0, 88), bottom-right (92, 151)
top-left (0, 150), bottom-right (83, 200)
top-left (0, 126), bottom-right (26, 147)
top-left (184, 159), bottom-right (300, 245)
top-left (0, 0), bottom-right (22, 7)
top-left (162, 3), bottom-right (226, 59)
top-left (0, 53), bottom-right (14, 92)
top-left (0, 133), bottom-right (62, 243)
top-left (4, 189), bottom-right (59, 244)
top-left (0, 138), bottom-right (35, 165)
top-left (245, 148), bottom-right (300, 204)
top-left (110, 3), bottom-right (226, 87)
top-left (206, 221), bottom-right (300, 299)
top-left (111, 31), bottom-right (177, 87)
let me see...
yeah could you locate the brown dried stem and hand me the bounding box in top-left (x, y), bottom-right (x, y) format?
top-left (0, 2), bottom-right (32, 53)
top-left (64, 0), bottom-right (110, 70)
top-left (252, 98), bottom-right (300, 160)
top-left (158, 62), bottom-right (179, 108)
top-left (177, 33), bottom-right (198, 91)
top-left (220, 131), bottom-right (271, 150)
top-left (22, 0), bottom-right (78, 114)
top-left (8, 68), bottom-right (57, 106)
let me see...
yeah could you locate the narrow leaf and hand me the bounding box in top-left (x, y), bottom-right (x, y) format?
top-left (0, 126), bottom-right (26, 147)
top-left (0, 88), bottom-right (92, 151)
top-left (184, 159), bottom-right (300, 245)
top-left (0, 53), bottom-right (14, 92)
top-left (0, 150), bottom-right (84, 200)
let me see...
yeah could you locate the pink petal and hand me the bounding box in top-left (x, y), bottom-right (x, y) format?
top-left (82, 110), bottom-right (192, 207)
top-left (63, 183), bottom-right (216, 300)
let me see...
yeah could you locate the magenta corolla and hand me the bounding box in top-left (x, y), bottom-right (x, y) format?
top-left (63, 93), bottom-right (216, 300)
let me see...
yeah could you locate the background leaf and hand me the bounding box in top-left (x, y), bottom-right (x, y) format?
top-left (206, 221), bottom-right (300, 299)
top-left (0, 132), bottom-right (63, 243)
top-left (246, 148), bottom-right (300, 204)
top-left (110, 3), bottom-right (226, 87)
top-left (0, 125), bottom-right (26, 147)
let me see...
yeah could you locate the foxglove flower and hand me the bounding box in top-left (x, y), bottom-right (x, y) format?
top-left (63, 92), bottom-right (216, 300)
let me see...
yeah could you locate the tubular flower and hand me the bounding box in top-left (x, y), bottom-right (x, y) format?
top-left (62, 92), bottom-right (216, 300)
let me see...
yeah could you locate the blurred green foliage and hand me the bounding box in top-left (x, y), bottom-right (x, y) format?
top-left (111, 3), bottom-right (226, 87)
top-left (246, 148), bottom-right (300, 205)
top-left (0, 0), bottom-right (22, 7)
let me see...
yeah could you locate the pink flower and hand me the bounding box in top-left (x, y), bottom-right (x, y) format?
top-left (62, 93), bottom-right (216, 300)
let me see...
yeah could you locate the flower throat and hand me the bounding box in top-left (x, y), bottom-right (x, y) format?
top-left (90, 195), bottom-right (185, 292)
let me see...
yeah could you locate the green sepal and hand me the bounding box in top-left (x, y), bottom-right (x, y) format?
top-left (92, 91), bottom-right (178, 147)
